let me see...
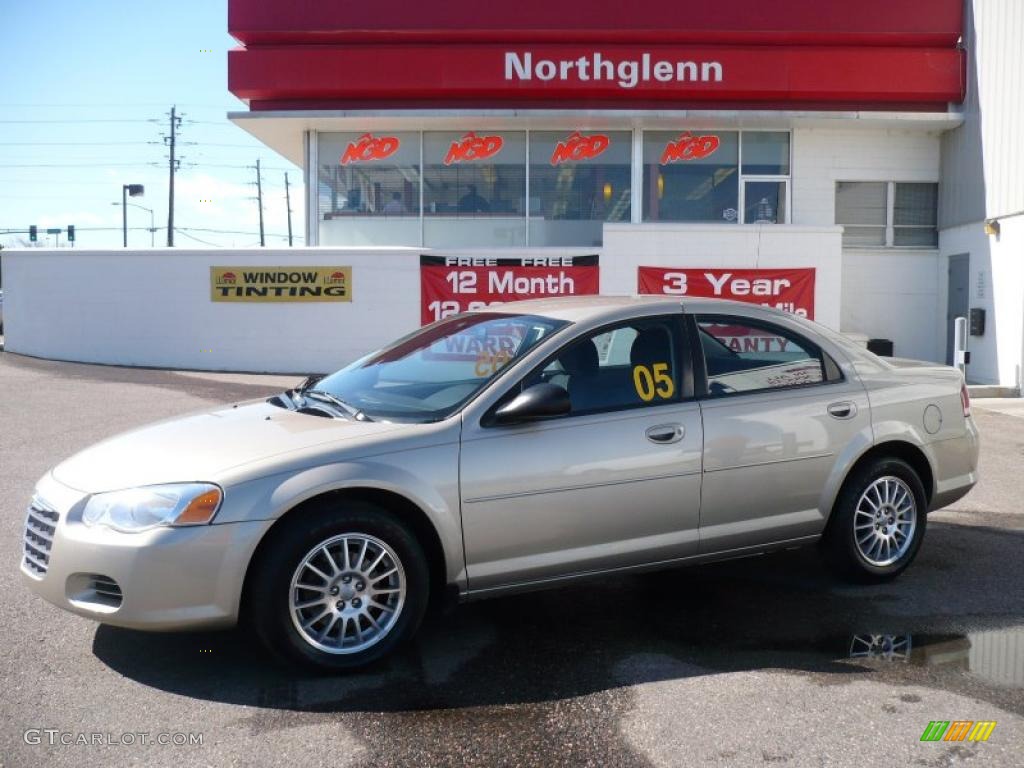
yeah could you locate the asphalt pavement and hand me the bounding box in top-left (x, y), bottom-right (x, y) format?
top-left (1, 352), bottom-right (1022, 767)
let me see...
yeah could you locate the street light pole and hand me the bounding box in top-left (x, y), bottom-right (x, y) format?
top-left (122, 185), bottom-right (128, 248)
top-left (113, 201), bottom-right (155, 247)
top-left (120, 184), bottom-right (145, 247)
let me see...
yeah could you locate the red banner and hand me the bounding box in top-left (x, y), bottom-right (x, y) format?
top-left (420, 255), bottom-right (599, 325)
top-left (637, 266), bottom-right (815, 319)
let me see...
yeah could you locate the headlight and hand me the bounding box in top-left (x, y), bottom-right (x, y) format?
top-left (82, 483), bottom-right (222, 533)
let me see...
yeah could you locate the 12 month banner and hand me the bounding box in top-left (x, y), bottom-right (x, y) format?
top-left (420, 254), bottom-right (599, 325)
top-left (211, 266), bottom-right (352, 302)
top-left (637, 266), bottom-right (815, 319)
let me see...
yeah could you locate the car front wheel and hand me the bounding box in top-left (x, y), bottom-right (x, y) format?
top-left (823, 457), bottom-right (927, 583)
top-left (248, 500), bottom-right (429, 671)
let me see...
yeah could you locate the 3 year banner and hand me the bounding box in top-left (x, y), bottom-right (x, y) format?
top-left (637, 266), bottom-right (815, 319)
top-left (420, 254), bottom-right (599, 325)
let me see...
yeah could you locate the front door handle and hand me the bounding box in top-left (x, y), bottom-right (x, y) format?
top-left (646, 424), bottom-right (685, 444)
top-left (827, 401), bottom-right (857, 420)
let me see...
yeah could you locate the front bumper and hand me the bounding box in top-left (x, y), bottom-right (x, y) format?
top-left (20, 473), bottom-right (274, 631)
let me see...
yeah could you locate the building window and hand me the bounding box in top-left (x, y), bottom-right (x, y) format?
top-left (836, 181), bottom-right (938, 248)
top-left (643, 131), bottom-right (739, 223)
top-left (317, 132), bottom-right (420, 217)
top-left (741, 131), bottom-right (790, 224)
top-left (529, 130), bottom-right (632, 246)
top-left (420, 131), bottom-right (527, 247)
top-left (893, 183), bottom-right (938, 247)
top-left (423, 131), bottom-right (526, 216)
top-left (836, 182), bottom-right (887, 246)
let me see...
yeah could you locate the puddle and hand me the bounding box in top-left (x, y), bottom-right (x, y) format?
top-left (841, 628), bottom-right (1024, 687)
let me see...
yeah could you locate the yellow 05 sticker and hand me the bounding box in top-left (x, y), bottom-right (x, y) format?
top-left (633, 362), bottom-right (675, 402)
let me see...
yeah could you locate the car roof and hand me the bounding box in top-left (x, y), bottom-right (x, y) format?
top-left (484, 294), bottom-right (770, 323)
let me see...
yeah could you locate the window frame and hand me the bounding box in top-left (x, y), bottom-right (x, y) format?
top-left (835, 180), bottom-right (938, 249)
top-left (482, 313), bottom-right (695, 426)
top-left (686, 313), bottom-right (843, 400)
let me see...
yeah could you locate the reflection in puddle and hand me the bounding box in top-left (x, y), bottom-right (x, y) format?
top-left (846, 627), bottom-right (1024, 687)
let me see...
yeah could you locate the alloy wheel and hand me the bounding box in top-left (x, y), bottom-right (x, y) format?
top-left (852, 476), bottom-right (918, 567)
top-left (289, 533), bottom-right (406, 654)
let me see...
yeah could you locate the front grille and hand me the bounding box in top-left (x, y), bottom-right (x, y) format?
top-left (23, 498), bottom-right (59, 576)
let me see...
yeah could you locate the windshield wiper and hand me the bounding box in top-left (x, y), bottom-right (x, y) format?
top-left (301, 389), bottom-right (373, 422)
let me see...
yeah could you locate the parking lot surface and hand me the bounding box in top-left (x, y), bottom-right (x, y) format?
top-left (1, 352), bottom-right (1022, 767)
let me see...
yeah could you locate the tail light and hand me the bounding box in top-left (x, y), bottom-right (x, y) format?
top-left (960, 382), bottom-right (971, 418)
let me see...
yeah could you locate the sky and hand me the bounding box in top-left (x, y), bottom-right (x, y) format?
top-left (0, 0), bottom-right (303, 250)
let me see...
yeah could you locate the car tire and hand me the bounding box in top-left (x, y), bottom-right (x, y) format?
top-left (822, 457), bottom-right (928, 583)
top-left (247, 499), bottom-right (430, 672)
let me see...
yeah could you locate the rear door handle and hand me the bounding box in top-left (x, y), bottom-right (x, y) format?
top-left (646, 424), bottom-right (685, 444)
top-left (827, 401), bottom-right (857, 420)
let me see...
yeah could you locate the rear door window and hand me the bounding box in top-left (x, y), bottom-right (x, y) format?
top-left (696, 315), bottom-right (833, 396)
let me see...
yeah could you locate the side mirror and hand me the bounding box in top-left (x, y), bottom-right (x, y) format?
top-left (492, 383), bottom-right (571, 426)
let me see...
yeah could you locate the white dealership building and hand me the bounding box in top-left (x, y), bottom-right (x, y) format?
top-left (2, 0), bottom-right (1022, 387)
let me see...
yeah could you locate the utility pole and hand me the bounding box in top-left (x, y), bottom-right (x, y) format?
top-left (284, 172), bottom-right (294, 246)
top-left (164, 106), bottom-right (182, 246)
top-left (255, 158), bottom-right (266, 247)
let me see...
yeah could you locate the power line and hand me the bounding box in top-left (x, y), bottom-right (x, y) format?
top-left (0, 119), bottom-right (158, 124)
top-left (176, 230), bottom-right (225, 247)
top-left (0, 141), bottom-right (157, 147)
top-left (0, 159), bottom-right (158, 165)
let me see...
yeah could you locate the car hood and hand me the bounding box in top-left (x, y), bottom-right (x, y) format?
top-left (51, 400), bottom-right (409, 494)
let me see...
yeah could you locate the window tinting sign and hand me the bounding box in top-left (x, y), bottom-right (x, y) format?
top-left (340, 133), bottom-right (401, 165)
top-left (211, 266), bottom-right (352, 302)
top-left (660, 133), bottom-right (720, 164)
top-left (550, 132), bottom-right (611, 165)
top-left (444, 132), bottom-right (506, 165)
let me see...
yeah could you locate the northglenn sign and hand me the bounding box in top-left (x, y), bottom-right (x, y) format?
top-left (229, 44), bottom-right (963, 109)
top-left (505, 52), bottom-right (722, 89)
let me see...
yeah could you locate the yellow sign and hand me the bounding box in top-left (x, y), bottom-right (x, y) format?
top-left (633, 362), bottom-right (675, 402)
top-left (210, 266), bottom-right (352, 302)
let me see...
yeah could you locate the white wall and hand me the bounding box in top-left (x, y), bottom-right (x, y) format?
top-left (940, 219), bottom-right (1024, 387)
top-left (1, 249), bottom-right (423, 374)
top-left (840, 249), bottom-right (946, 364)
top-left (601, 223), bottom-right (843, 331)
top-left (792, 127), bottom-right (942, 226)
top-left (788, 126), bottom-right (947, 363)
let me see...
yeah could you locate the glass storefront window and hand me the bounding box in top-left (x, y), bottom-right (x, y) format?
top-left (422, 131), bottom-right (527, 247)
top-left (741, 132), bottom-right (790, 175)
top-left (423, 131), bottom-right (526, 216)
top-left (528, 131), bottom-right (632, 246)
top-left (314, 128), bottom-right (795, 245)
top-left (744, 181), bottom-right (787, 224)
top-left (643, 131), bottom-right (739, 223)
top-left (317, 132), bottom-right (420, 217)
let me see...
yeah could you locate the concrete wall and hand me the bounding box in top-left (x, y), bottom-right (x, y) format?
top-left (788, 126), bottom-right (947, 363)
top-left (601, 223), bottom-right (842, 331)
top-left (840, 249), bottom-right (946, 364)
top-left (1, 249), bottom-right (423, 374)
top-left (939, 218), bottom-right (1024, 387)
top-left (941, 0), bottom-right (1024, 228)
top-left (4, 222), bottom-right (952, 373)
top-left (791, 126), bottom-right (942, 227)
top-left (5, 232), bottom-right (846, 374)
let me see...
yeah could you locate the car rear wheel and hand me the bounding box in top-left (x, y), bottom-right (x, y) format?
top-left (247, 500), bottom-right (429, 671)
top-left (823, 457), bottom-right (927, 583)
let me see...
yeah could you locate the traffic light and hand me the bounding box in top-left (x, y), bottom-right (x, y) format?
top-left (67, 225), bottom-right (75, 243)
top-left (29, 225), bottom-right (37, 242)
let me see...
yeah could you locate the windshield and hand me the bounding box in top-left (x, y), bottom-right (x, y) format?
top-left (312, 313), bottom-right (569, 422)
